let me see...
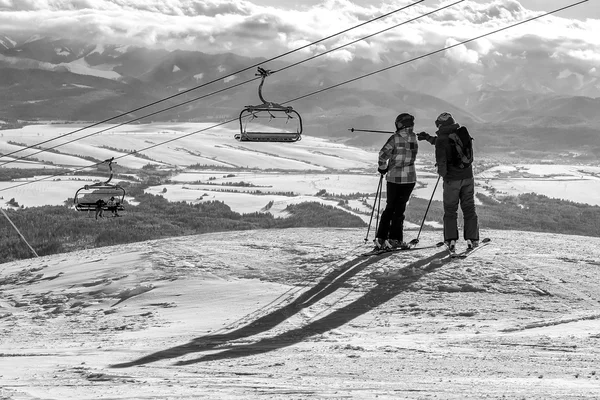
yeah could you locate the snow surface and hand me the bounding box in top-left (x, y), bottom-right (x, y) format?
top-left (0, 123), bottom-right (376, 170)
top-left (58, 57), bottom-right (121, 80)
top-left (478, 164), bottom-right (600, 205)
top-left (24, 34), bottom-right (43, 44)
top-left (55, 47), bottom-right (70, 56)
top-left (88, 44), bottom-right (105, 55)
top-left (70, 83), bottom-right (94, 89)
top-left (0, 36), bottom-right (16, 49)
top-left (1, 228), bottom-right (600, 399)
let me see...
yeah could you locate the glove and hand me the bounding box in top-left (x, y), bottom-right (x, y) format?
top-left (378, 167), bottom-right (388, 175)
top-left (417, 131), bottom-right (436, 144)
top-left (417, 131), bottom-right (431, 141)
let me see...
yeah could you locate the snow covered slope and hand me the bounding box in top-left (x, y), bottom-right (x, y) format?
top-left (1, 228), bottom-right (600, 399)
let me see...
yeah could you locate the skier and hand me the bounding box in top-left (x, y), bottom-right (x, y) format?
top-left (107, 196), bottom-right (120, 217)
top-left (417, 112), bottom-right (479, 252)
top-left (372, 113), bottom-right (418, 252)
top-left (95, 198), bottom-right (106, 220)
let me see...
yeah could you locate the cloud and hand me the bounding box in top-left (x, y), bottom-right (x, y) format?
top-left (0, 0), bottom-right (252, 16)
top-left (444, 38), bottom-right (480, 64)
top-left (325, 48), bottom-right (353, 63)
top-left (0, 0), bottom-right (597, 76)
top-left (472, 38), bottom-right (493, 55)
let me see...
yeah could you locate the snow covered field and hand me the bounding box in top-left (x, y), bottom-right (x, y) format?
top-left (1, 124), bottom-right (600, 212)
top-left (0, 123), bottom-right (375, 170)
top-left (479, 164), bottom-right (600, 205)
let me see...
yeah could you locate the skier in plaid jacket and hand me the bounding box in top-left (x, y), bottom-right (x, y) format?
top-left (373, 113), bottom-right (419, 251)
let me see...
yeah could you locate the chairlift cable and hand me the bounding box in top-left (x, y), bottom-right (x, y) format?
top-left (137, 0), bottom-right (588, 151)
top-left (1, 1), bottom-right (451, 164)
top-left (270, 0), bottom-right (465, 76)
top-left (281, 0), bottom-right (589, 106)
top-left (0, 0), bottom-right (425, 164)
top-left (236, 0), bottom-right (466, 142)
top-left (107, 1), bottom-right (591, 162)
top-left (0, 208), bottom-right (39, 258)
top-left (0, 159), bottom-right (109, 193)
top-left (0, 0), bottom-right (587, 194)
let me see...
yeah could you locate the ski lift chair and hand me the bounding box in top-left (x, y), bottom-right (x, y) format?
top-left (236, 67), bottom-right (303, 143)
top-left (74, 158), bottom-right (126, 213)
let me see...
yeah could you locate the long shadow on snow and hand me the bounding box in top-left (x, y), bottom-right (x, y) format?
top-left (111, 249), bottom-right (449, 368)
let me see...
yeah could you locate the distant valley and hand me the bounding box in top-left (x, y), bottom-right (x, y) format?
top-left (1, 33), bottom-right (600, 262)
top-left (1, 122), bottom-right (599, 262)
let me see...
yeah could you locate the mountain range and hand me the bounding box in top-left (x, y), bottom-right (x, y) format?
top-left (1, 34), bottom-right (599, 154)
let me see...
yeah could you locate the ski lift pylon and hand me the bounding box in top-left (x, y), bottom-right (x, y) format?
top-left (236, 67), bottom-right (303, 143)
top-left (73, 157), bottom-right (126, 213)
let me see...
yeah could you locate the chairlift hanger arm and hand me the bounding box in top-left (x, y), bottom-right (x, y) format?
top-left (256, 67), bottom-right (273, 105)
top-left (248, 66), bottom-right (295, 111)
top-left (102, 157), bottom-right (115, 185)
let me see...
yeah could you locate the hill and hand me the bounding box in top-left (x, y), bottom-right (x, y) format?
top-left (1, 228), bottom-right (600, 399)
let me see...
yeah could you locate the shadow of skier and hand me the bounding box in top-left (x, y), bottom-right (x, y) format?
top-left (111, 249), bottom-right (450, 368)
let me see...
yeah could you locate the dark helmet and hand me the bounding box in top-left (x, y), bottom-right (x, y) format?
top-left (395, 113), bottom-right (415, 130)
top-left (435, 112), bottom-right (455, 128)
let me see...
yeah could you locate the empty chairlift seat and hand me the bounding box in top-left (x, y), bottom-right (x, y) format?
top-left (236, 67), bottom-right (303, 143)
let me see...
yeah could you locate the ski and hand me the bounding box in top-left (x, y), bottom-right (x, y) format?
top-left (361, 241), bottom-right (444, 257)
top-left (450, 238), bottom-right (492, 259)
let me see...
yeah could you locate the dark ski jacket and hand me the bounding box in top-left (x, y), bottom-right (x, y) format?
top-left (434, 123), bottom-right (473, 181)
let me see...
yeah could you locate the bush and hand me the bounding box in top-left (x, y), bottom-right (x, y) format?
top-left (282, 202), bottom-right (366, 228)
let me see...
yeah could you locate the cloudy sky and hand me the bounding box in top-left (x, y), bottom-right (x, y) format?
top-left (253, 0), bottom-right (599, 20)
top-left (0, 0), bottom-right (597, 73)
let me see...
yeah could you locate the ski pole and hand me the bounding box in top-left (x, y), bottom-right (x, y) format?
top-left (349, 128), bottom-right (394, 134)
top-left (408, 175), bottom-right (441, 247)
top-left (375, 176), bottom-right (384, 241)
top-left (364, 174), bottom-right (383, 243)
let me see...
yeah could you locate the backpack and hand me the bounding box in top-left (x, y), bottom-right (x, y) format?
top-left (448, 126), bottom-right (473, 169)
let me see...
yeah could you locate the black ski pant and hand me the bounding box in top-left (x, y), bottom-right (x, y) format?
top-left (442, 177), bottom-right (479, 242)
top-left (376, 181), bottom-right (415, 242)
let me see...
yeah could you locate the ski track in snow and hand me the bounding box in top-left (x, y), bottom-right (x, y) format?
top-left (1, 228), bottom-right (600, 398)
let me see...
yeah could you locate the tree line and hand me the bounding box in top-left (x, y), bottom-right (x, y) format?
top-left (0, 186), bottom-right (366, 262)
top-left (2, 164), bottom-right (599, 262)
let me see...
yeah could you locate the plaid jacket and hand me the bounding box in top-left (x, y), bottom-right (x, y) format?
top-left (379, 127), bottom-right (418, 184)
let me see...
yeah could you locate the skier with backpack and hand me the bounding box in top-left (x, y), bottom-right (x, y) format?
top-left (417, 112), bottom-right (479, 253)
